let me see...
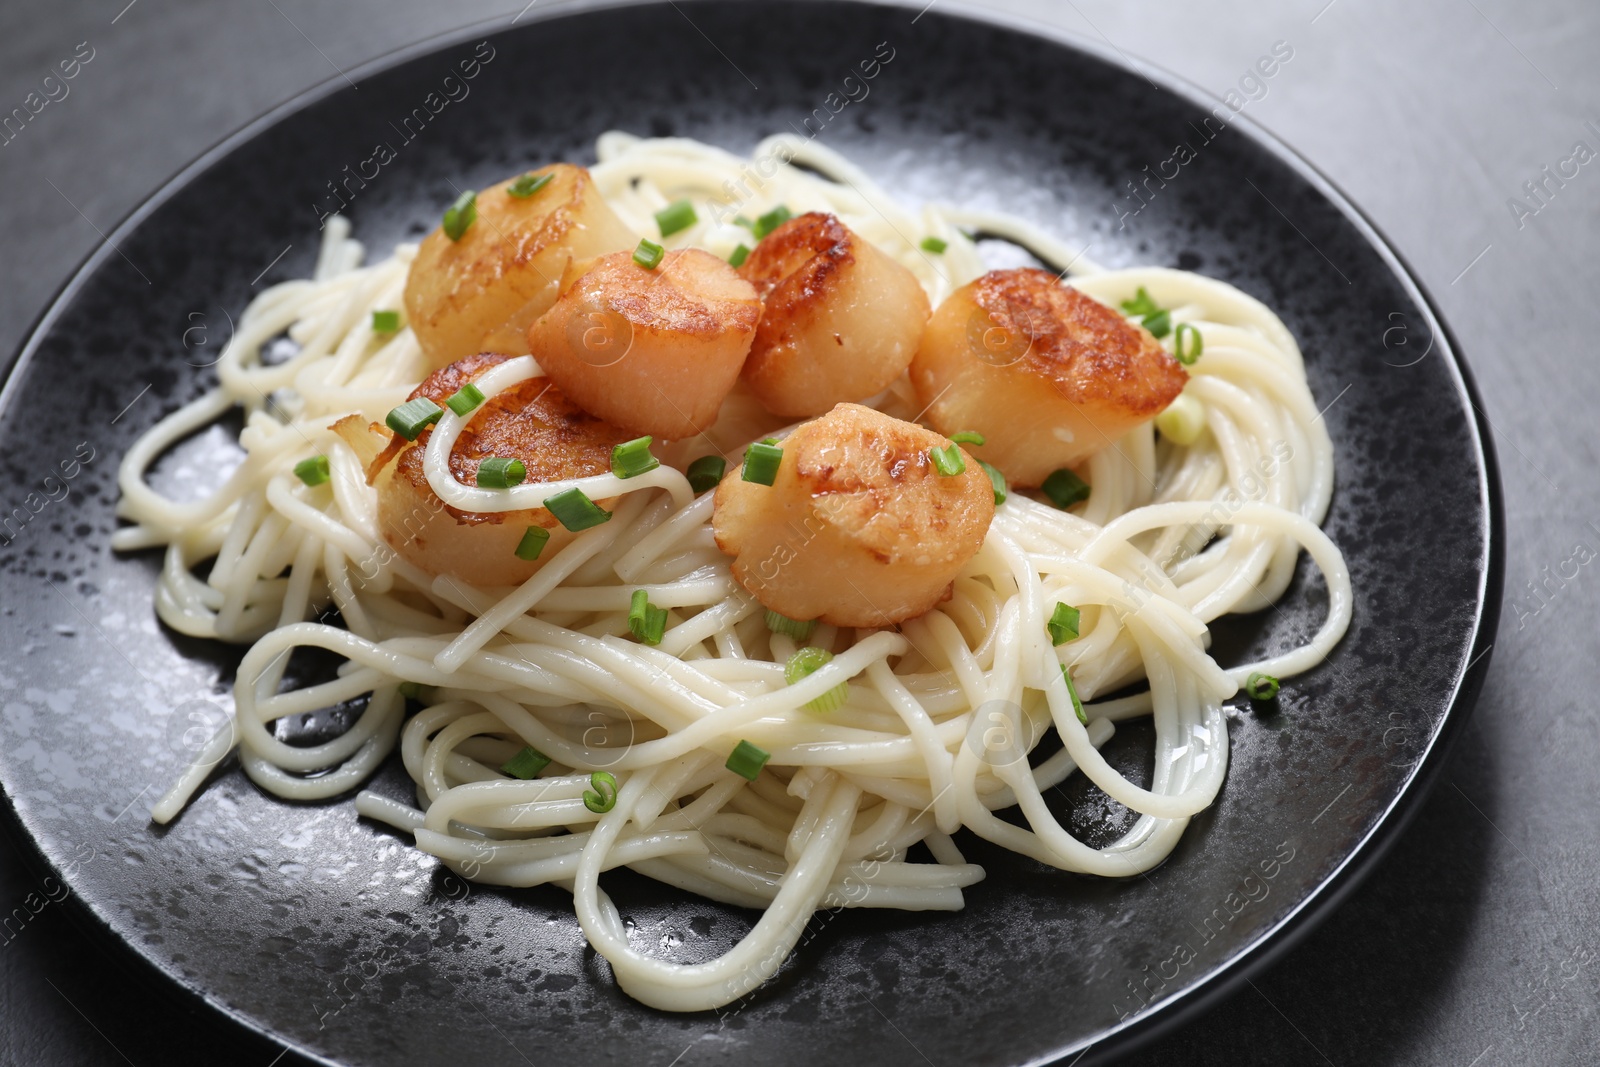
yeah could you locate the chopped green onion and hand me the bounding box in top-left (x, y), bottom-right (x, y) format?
top-left (1047, 602), bottom-right (1081, 645)
top-left (1060, 664), bottom-right (1088, 725)
top-left (633, 238), bottom-right (665, 269)
top-left (764, 610), bottom-right (816, 640)
top-left (1120, 287), bottom-right (1161, 318)
top-left (441, 189), bottom-right (477, 241)
top-left (611, 436), bottom-right (660, 479)
top-left (506, 172), bottom-right (554, 199)
top-left (475, 457), bottom-right (526, 488)
top-left (293, 455), bottom-right (330, 487)
top-left (741, 441), bottom-right (783, 486)
top-left (1155, 394), bottom-right (1205, 446)
top-left (785, 647), bottom-right (849, 712)
top-left (398, 681), bottom-right (423, 700)
top-left (654, 199), bottom-right (698, 237)
top-left (628, 588), bottom-right (669, 645)
top-left (949, 430), bottom-right (986, 446)
top-left (978, 460), bottom-right (1008, 506)
top-left (752, 205), bottom-right (792, 239)
top-left (929, 444), bottom-right (966, 476)
top-left (445, 382), bottom-right (486, 417)
top-left (725, 740), bottom-right (771, 781)
top-left (686, 455), bottom-right (726, 493)
top-left (583, 770), bottom-right (619, 812)
top-left (371, 310), bottom-right (401, 332)
top-left (785, 646), bottom-right (834, 685)
top-left (920, 236), bottom-right (948, 254)
top-left (385, 397), bottom-right (443, 441)
top-left (544, 487), bottom-right (612, 531)
top-left (501, 745), bottom-right (551, 779)
top-left (514, 525), bottom-right (550, 561)
top-left (1174, 322), bottom-right (1203, 365)
top-left (759, 437), bottom-right (780, 446)
top-left (728, 243), bottom-right (751, 268)
top-left (1042, 468), bottom-right (1091, 509)
top-left (1244, 672), bottom-right (1281, 702)
top-left (1119, 286), bottom-right (1171, 338)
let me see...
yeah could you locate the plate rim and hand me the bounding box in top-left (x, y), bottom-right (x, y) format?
top-left (0, 2), bottom-right (1504, 1064)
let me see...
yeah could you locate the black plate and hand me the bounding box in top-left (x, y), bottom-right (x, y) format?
top-left (0, 2), bottom-right (1501, 1064)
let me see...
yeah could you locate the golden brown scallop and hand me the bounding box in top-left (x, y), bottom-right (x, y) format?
top-left (351, 352), bottom-right (632, 587)
top-left (402, 164), bottom-right (636, 370)
top-left (910, 268), bottom-right (1187, 488)
top-left (527, 248), bottom-right (761, 440)
top-left (737, 212), bottom-right (931, 418)
top-left (712, 403), bottom-right (994, 628)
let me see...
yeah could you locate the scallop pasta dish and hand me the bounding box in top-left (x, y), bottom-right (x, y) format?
top-left (116, 133), bottom-right (1351, 1012)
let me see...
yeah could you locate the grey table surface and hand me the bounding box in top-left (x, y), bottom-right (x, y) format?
top-left (0, 1), bottom-right (1594, 1064)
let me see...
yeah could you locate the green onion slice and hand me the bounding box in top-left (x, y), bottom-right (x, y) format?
top-left (728, 243), bottom-right (751, 268)
top-left (686, 455), bottom-right (726, 493)
top-left (445, 382), bottom-right (486, 417)
top-left (1244, 672), bottom-right (1281, 702)
top-left (1119, 286), bottom-right (1172, 338)
top-left (475, 457), bottom-right (526, 489)
top-left (544, 487), bottom-right (612, 531)
top-left (1155, 394), bottom-right (1205, 446)
top-left (628, 588), bottom-right (669, 646)
top-left (1060, 664), bottom-right (1088, 725)
top-left (501, 746), bottom-right (552, 780)
top-left (785, 647), bottom-right (849, 712)
top-left (1120, 287), bottom-right (1161, 318)
top-left (920, 236), bottom-right (948, 254)
top-left (514, 525), bottom-right (550, 561)
top-left (1174, 322), bottom-right (1203, 365)
top-left (1047, 602), bottom-right (1081, 645)
top-left (633, 238), bottom-right (665, 269)
top-left (371, 310), bottom-right (400, 332)
top-left (1041, 468), bottom-right (1091, 509)
top-left (725, 740), bottom-right (771, 781)
top-left (752, 205), bottom-right (792, 239)
top-left (929, 444), bottom-right (966, 476)
top-left (293, 455), bottom-right (330, 487)
top-left (583, 771), bottom-right (619, 813)
top-left (507, 172), bottom-right (554, 199)
top-left (741, 441), bottom-right (783, 486)
top-left (442, 189), bottom-right (477, 241)
top-left (397, 681), bottom-right (424, 700)
top-left (611, 436), bottom-right (660, 479)
top-left (949, 430), bottom-right (986, 446)
top-left (978, 460), bottom-right (1008, 506)
top-left (385, 397), bottom-right (444, 441)
top-left (764, 610), bottom-right (816, 640)
top-left (654, 199), bottom-right (698, 237)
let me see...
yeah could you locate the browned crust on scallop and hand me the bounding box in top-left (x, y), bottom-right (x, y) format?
top-left (738, 212), bottom-right (857, 341)
top-left (785, 404), bottom-right (988, 563)
top-left (370, 352), bottom-right (629, 525)
top-left (572, 249), bottom-right (761, 339)
top-left (972, 268), bottom-right (1187, 415)
top-left (408, 165), bottom-right (593, 320)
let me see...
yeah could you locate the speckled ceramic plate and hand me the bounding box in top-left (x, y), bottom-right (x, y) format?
top-left (0, 2), bottom-right (1501, 1064)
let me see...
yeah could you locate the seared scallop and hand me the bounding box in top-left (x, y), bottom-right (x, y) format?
top-left (527, 248), bottom-right (760, 440)
top-left (403, 164), bottom-right (636, 370)
top-left (350, 352), bottom-right (632, 587)
top-left (712, 403), bottom-right (994, 628)
top-left (910, 268), bottom-right (1187, 488)
top-left (737, 212), bottom-right (931, 418)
